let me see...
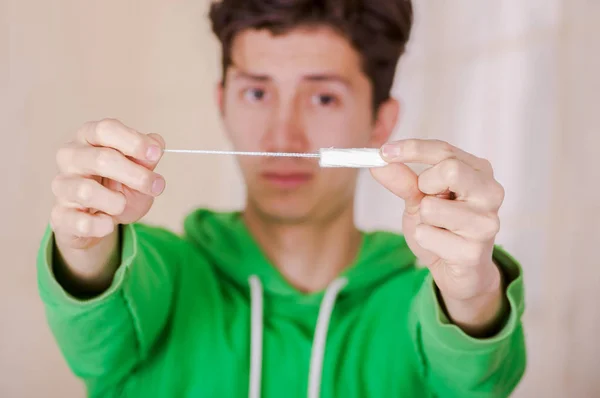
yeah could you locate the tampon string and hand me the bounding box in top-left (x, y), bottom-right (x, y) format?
top-left (163, 149), bottom-right (320, 158)
top-left (163, 147), bottom-right (388, 168)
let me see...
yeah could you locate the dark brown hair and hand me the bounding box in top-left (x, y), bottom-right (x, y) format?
top-left (209, 0), bottom-right (413, 111)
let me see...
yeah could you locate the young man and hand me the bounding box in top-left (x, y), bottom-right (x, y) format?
top-left (38, 0), bottom-right (526, 397)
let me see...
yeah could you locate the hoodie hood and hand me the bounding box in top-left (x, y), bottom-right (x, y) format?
top-left (183, 209), bottom-right (417, 303)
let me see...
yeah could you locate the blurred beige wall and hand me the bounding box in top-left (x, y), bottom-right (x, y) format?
top-left (1, 1), bottom-right (241, 396)
top-left (1, 1), bottom-right (599, 397)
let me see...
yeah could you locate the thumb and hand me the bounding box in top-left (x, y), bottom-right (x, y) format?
top-left (370, 162), bottom-right (437, 266)
top-left (370, 163), bottom-right (423, 215)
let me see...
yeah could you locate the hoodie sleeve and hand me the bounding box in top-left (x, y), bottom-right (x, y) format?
top-left (36, 223), bottom-right (186, 394)
top-left (412, 246), bottom-right (526, 398)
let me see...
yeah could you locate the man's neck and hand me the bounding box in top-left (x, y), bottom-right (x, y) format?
top-left (242, 206), bottom-right (362, 293)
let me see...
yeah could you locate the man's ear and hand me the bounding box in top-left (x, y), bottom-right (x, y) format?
top-left (216, 81), bottom-right (234, 142)
top-left (215, 81), bottom-right (225, 116)
top-left (370, 98), bottom-right (399, 147)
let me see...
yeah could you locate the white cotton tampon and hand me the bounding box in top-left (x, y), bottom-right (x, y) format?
top-left (163, 147), bottom-right (388, 168)
top-left (318, 148), bottom-right (387, 168)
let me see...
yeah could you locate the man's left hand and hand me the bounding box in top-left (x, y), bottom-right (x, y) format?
top-left (371, 139), bottom-right (507, 336)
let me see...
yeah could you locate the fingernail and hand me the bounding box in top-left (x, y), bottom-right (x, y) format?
top-left (381, 143), bottom-right (402, 159)
top-left (152, 177), bottom-right (165, 195)
top-left (146, 145), bottom-right (162, 162)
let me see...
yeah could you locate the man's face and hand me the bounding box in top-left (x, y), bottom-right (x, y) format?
top-left (218, 27), bottom-right (397, 224)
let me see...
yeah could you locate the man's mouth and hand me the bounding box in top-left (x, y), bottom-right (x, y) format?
top-left (261, 171), bottom-right (314, 189)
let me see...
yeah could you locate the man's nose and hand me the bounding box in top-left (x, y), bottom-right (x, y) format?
top-left (262, 99), bottom-right (309, 153)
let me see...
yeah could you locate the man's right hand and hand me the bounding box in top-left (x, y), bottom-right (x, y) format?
top-left (49, 118), bottom-right (166, 290)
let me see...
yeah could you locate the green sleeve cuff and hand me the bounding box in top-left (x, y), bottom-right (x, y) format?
top-left (417, 245), bottom-right (525, 352)
top-left (36, 224), bottom-right (139, 308)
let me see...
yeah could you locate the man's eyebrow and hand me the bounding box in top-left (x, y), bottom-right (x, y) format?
top-left (302, 74), bottom-right (352, 88)
top-left (231, 70), bottom-right (271, 82)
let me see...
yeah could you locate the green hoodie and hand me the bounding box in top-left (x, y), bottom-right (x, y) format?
top-left (37, 209), bottom-right (526, 398)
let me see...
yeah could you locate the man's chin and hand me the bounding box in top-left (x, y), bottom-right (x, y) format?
top-left (246, 198), bottom-right (315, 225)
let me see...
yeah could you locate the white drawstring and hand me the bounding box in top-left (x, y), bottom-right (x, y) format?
top-left (247, 275), bottom-right (348, 398)
top-left (248, 276), bottom-right (263, 398)
top-left (307, 277), bottom-right (348, 398)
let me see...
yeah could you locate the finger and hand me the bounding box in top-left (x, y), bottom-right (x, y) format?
top-left (126, 132), bottom-right (167, 173)
top-left (139, 133), bottom-right (166, 171)
top-left (76, 119), bottom-right (163, 163)
top-left (418, 158), bottom-right (478, 198)
top-left (420, 196), bottom-right (500, 241)
top-left (51, 205), bottom-right (115, 239)
top-left (370, 162), bottom-right (424, 214)
top-left (119, 132), bottom-right (166, 193)
top-left (419, 158), bottom-right (505, 210)
top-left (381, 139), bottom-right (491, 172)
top-left (52, 175), bottom-right (127, 216)
top-left (414, 224), bottom-right (488, 267)
top-left (56, 145), bottom-right (166, 196)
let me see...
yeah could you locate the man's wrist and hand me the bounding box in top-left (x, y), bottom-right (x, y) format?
top-left (53, 227), bottom-right (122, 299)
top-left (438, 262), bottom-right (510, 338)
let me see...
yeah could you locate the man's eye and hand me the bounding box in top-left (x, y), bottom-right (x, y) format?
top-left (312, 94), bottom-right (338, 107)
top-left (243, 88), bottom-right (266, 102)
